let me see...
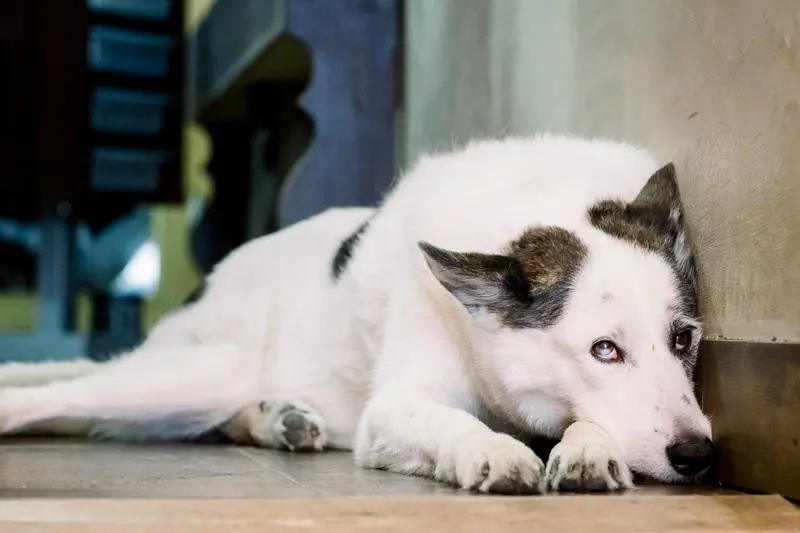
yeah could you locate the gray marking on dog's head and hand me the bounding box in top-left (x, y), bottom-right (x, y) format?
top-left (587, 163), bottom-right (699, 318)
top-left (419, 226), bottom-right (587, 329)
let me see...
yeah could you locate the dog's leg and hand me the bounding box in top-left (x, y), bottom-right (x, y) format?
top-left (544, 421), bottom-right (634, 492)
top-left (353, 282), bottom-right (545, 494)
top-left (0, 360), bottom-right (101, 388)
top-left (218, 400), bottom-right (327, 452)
top-left (0, 343), bottom-right (260, 441)
top-left (356, 389), bottom-right (544, 494)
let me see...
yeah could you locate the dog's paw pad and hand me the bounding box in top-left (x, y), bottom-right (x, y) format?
top-left (546, 442), bottom-right (632, 492)
top-left (275, 405), bottom-right (326, 452)
top-left (249, 402), bottom-right (327, 452)
top-left (486, 471), bottom-right (540, 495)
top-left (454, 434), bottom-right (544, 495)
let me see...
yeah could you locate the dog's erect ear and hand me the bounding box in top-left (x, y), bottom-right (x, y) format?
top-left (633, 162), bottom-right (698, 311)
top-left (632, 162), bottom-right (682, 210)
top-left (418, 241), bottom-right (529, 311)
top-left (588, 161), bottom-right (698, 313)
top-left (634, 162), bottom-right (693, 267)
top-left (590, 161), bottom-right (686, 245)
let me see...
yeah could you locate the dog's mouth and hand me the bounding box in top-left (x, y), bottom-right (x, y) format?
top-left (679, 465), bottom-right (712, 484)
top-left (631, 465), bottom-right (712, 486)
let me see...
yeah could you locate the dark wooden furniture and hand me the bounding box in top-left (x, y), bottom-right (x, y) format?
top-left (0, 0), bottom-right (184, 227)
top-left (0, 1), bottom-right (185, 362)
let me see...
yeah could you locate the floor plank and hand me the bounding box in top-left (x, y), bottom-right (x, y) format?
top-left (1, 441), bottom-right (798, 532)
top-left (0, 495), bottom-right (798, 532)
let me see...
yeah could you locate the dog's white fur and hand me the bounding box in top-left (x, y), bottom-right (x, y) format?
top-left (0, 134), bottom-right (712, 493)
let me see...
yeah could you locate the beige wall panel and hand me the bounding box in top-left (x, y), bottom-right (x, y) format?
top-left (405, 0), bottom-right (800, 342)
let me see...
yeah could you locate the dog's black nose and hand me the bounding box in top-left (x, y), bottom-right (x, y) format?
top-left (666, 435), bottom-right (715, 476)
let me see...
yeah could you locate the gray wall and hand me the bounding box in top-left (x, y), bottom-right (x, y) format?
top-left (403, 0), bottom-right (800, 343)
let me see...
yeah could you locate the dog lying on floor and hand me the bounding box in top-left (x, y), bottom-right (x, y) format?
top-left (0, 134), bottom-right (714, 494)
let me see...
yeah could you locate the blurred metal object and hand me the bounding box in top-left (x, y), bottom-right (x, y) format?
top-left (0, 215), bottom-right (86, 363)
top-left (0, 208), bottom-right (161, 298)
top-left (36, 217), bottom-right (78, 333)
top-left (0, 208), bottom-right (159, 363)
top-left (88, 294), bottom-right (144, 361)
top-left (81, 206), bottom-right (160, 298)
top-left (0, 218), bottom-right (41, 254)
top-left (187, 0), bottom-right (288, 122)
top-left (80, 206), bottom-right (160, 360)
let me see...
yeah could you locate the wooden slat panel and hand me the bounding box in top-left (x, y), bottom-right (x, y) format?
top-left (699, 340), bottom-right (800, 499)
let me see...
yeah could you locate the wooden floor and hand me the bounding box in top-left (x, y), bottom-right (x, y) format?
top-left (0, 440), bottom-right (798, 532)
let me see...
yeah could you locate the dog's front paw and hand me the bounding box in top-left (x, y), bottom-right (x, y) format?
top-left (448, 433), bottom-right (545, 495)
top-left (545, 439), bottom-right (633, 492)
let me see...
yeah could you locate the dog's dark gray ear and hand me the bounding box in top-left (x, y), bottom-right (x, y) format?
top-left (633, 162), bottom-right (690, 253)
top-left (588, 161), bottom-right (694, 278)
top-left (418, 241), bottom-right (528, 310)
top-left (631, 163), bottom-right (698, 309)
top-left (632, 162), bottom-right (682, 211)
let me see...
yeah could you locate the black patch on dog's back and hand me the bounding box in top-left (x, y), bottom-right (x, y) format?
top-left (331, 218), bottom-right (372, 281)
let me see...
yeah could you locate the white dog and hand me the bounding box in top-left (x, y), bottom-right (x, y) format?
top-left (0, 134), bottom-right (714, 494)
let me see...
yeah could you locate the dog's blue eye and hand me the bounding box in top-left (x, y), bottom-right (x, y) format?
top-left (591, 340), bottom-right (620, 362)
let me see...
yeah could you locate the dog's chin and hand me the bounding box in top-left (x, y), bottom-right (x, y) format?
top-left (685, 466), bottom-right (712, 484)
top-left (631, 467), bottom-right (710, 486)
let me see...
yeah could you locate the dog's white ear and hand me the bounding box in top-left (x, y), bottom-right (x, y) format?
top-left (417, 241), bottom-right (527, 310)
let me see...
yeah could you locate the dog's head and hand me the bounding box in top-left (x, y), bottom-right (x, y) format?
top-left (420, 162), bottom-right (714, 483)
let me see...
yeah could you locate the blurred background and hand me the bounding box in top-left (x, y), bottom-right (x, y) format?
top-left (0, 0), bottom-right (401, 361)
top-left (0, 0), bottom-right (798, 497)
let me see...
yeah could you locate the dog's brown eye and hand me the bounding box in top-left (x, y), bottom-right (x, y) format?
top-left (673, 330), bottom-right (692, 353)
top-left (591, 340), bottom-right (620, 363)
